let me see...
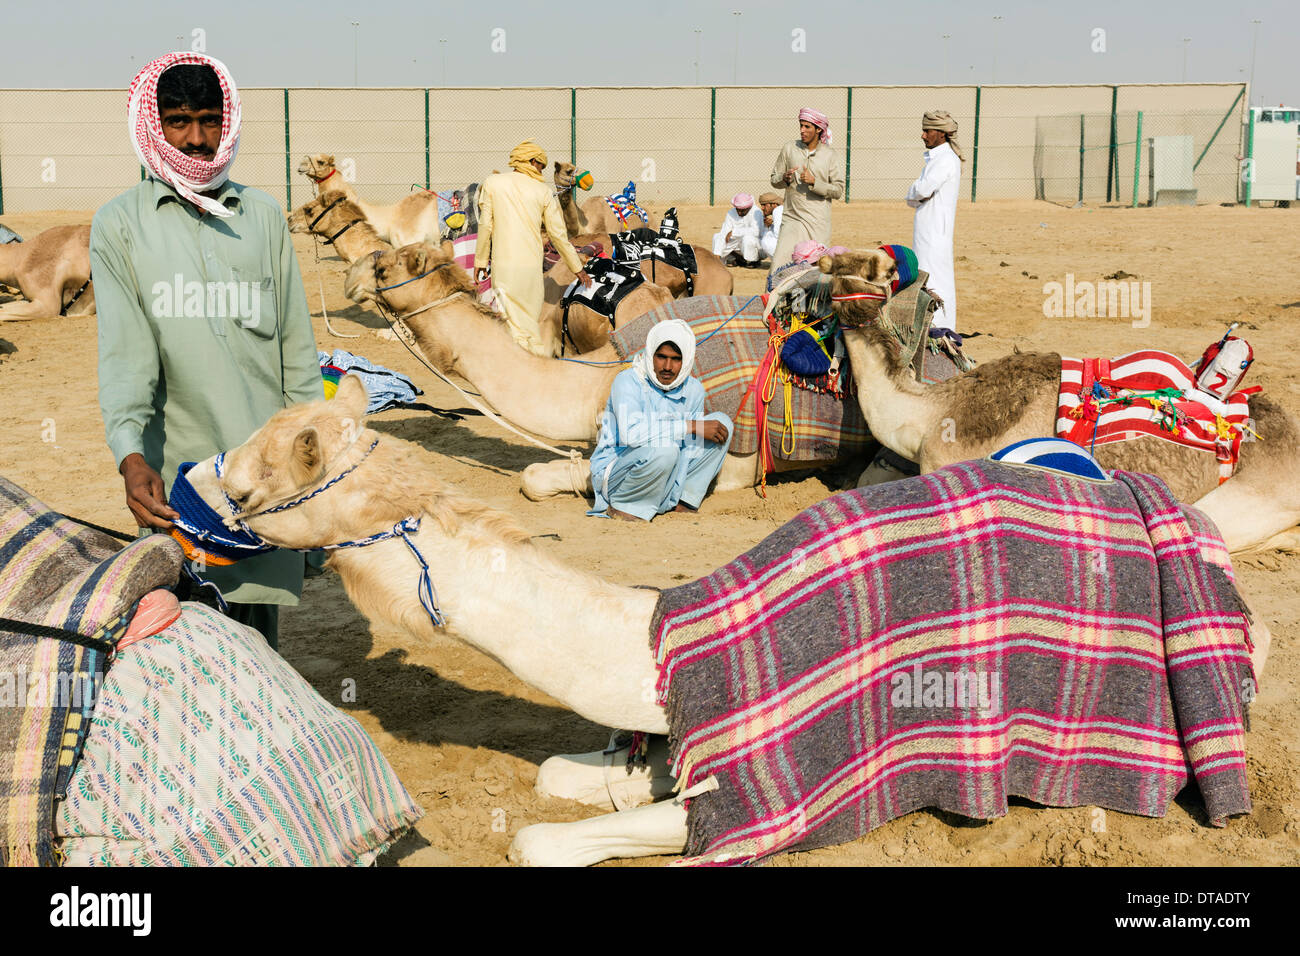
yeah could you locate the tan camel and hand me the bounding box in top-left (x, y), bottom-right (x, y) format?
top-left (351, 240), bottom-right (671, 357)
top-left (182, 372), bottom-right (1272, 866)
top-left (0, 225), bottom-right (95, 321)
top-left (552, 162), bottom-right (732, 298)
top-left (298, 154), bottom-right (441, 248)
top-left (553, 161), bottom-right (656, 235)
top-left (288, 192), bottom-right (392, 264)
top-left (821, 250), bottom-right (1300, 554)
top-left (345, 243), bottom-right (859, 495)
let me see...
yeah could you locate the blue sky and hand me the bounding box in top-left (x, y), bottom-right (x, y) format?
top-left (5, 0), bottom-right (1294, 106)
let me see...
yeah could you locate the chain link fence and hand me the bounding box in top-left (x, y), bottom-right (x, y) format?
top-left (0, 83), bottom-right (1248, 215)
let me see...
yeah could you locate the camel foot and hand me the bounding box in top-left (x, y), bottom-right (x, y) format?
top-left (521, 458), bottom-right (592, 501)
top-left (508, 798), bottom-right (689, 867)
top-left (535, 734), bottom-right (675, 811)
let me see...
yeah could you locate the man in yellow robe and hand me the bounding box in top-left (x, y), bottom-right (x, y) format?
top-left (474, 141), bottom-right (591, 355)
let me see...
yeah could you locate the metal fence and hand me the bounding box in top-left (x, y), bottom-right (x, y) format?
top-left (0, 83), bottom-right (1248, 215)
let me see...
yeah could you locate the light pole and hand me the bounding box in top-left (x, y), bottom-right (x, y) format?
top-left (992, 16), bottom-right (1003, 84)
top-left (351, 20), bottom-right (360, 87)
top-left (176, 33), bottom-right (183, 52)
top-left (942, 33), bottom-right (951, 85)
top-left (694, 28), bottom-right (702, 85)
top-left (1182, 37), bottom-right (1190, 82)
top-left (440, 38), bottom-right (447, 87)
top-left (1249, 19), bottom-right (1262, 106)
top-left (732, 11), bottom-right (742, 85)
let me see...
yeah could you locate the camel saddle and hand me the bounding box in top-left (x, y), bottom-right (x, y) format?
top-left (558, 258), bottom-right (645, 355)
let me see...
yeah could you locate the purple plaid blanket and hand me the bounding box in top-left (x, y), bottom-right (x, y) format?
top-left (610, 296), bottom-right (870, 461)
top-left (650, 458), bottom-right (1253, 866)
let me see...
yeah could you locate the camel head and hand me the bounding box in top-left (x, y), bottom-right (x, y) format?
top-left (819, 249), bottom-right (896, 329)
top-left (287, 190), bottom-right (366, 236)
top-left (297, 153), bottom-right (338, 184)
top-left (369, 242), bottom-right (477, 312)
top-left (184, 372), bottom-right (531, 558)
top-left (553, 161), bottom-right (578, 190)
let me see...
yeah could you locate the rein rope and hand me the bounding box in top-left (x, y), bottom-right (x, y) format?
top-left (310, 234), bottom-right (360, 339)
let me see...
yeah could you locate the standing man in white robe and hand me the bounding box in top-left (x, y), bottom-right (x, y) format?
top-left (905, 111), bottom-right (963, 332)
top-left (768, 107), bottom-right (844, 273)
top-left (758, 191), bottom-right (783, 262)
top-left (711, 193), bottom-right (763, 267)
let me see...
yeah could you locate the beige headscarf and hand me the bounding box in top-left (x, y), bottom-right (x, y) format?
top-left (508, 140), bottom-right (547, 181)
top-left (922, 110), bottom-right (965, 162)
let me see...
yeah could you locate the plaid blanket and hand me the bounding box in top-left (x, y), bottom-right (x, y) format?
top-left (1057, 352), bottom-right (1257, 483)
top-left (650, 458), bottom-right (1253, 866)
top-left (0, 477), bottom-right (182, 865)
top-left (610, 296), bottom-right (870, 461)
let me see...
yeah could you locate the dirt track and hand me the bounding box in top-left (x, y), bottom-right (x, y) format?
top-left (1, 198), bottom-right (1296, 866)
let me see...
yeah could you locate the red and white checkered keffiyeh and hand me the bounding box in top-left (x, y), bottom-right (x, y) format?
top-left (127, 52), bottom-right (241, 218)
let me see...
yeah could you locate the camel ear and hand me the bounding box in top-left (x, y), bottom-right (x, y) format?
top-left (323, 154), bottom-right (335, 166)
top-left (292, 427), bottom-right (322, 483)
top-left (554, 160), bottom-right (562, 171)
top-left (402, 245), bottom-right (428, 276)
top-left (818, 255), bottom-right (834, 274)
top-left (333, 371), bottom-right (370, 419)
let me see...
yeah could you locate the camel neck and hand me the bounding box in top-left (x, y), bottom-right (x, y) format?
top-left (842, 327), bottom-right (938, 462)
top-left (329, 524), bottom-right (668, 733)
top-left (410, 300), bottom-right (620, 442)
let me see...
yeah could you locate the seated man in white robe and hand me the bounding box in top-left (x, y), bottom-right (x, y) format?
top-left (758, 191), bottom-right (783, 262)
top-left (711, 193), bottom-right (763, 268)
top-left (587, 319), bottom-right (733, 522)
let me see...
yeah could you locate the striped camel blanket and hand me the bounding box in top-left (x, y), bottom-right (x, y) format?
top-left (1057, 351), bottom-right (1259, 482)
top-left (0, 477), bottom-right (183, 866)
top-left (610, 296), bottom-right (870, 462)
top-left (650, 457), bottom-right (1254, 866)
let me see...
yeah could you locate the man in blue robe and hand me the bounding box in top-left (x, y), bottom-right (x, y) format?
top-left (588, 320), bottom-right (733, 521)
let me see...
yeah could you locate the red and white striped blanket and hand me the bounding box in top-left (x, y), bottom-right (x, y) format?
top-left (1056, 350), bottom-right (1260, 483)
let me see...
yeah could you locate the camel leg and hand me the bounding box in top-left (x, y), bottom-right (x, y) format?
top-left (0, 296), bottom-right (61, 321)
top-left (713, 452), bottom-right (760, 493)
top-left (509, 795), bottom-right (689, 867)
top-left (1189, 481), bottom-right (1300, 554)
top-left (535, 734), bottom-right (675, 810)
top-left (521, 458), bottom-right (592, 501)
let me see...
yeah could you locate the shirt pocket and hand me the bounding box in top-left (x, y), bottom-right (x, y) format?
top-left (228, 266), bottom-right (279, 339)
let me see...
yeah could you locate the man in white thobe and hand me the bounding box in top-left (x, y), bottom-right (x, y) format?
top-left (711, 193), bottom-right (763, 267)
top-left (758, 191), bottom-right (783, 261)
top-left (906, 110), bottom-right (963, 332)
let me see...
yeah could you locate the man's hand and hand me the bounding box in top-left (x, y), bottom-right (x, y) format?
top-left (690, 420), bottom-right (729, 444)
top-left (577, 270), bottom-right (594, 288)
top-left (725, 230), bottom-right (734, 242)
top-left (475, 267), bottom-right (489, 284)
top-left (800, 167), bottom-right (816, 185)
top-left (119, 453), bottom-right (178, 530)
top-left (764, 214), bottom-right (773, 227)
top-left (783, 169), bottom-right (796, 186)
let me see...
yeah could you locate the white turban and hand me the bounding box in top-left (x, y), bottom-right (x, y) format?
top-left (636, 319), bottom-right (696, 392)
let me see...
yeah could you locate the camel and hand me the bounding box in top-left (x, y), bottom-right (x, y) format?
top-left (298, 154), bottom-right (441, 247)
top-left (821, 250), bottom-right (1300, 554)
top-left (288, 191), bottom-right (392, 264)
top-left (344, 243), bottom-right (863, 494)
top-left (357, 241), bottom-right (672, 357)
top-left (552, 162), bottom-right (732, 299)
top-left (182, 372), bottom-right (1272, 866)
top-left (0, 225), bottom-right (95, 321)
top-left (553, 161), bottom-right (656, 235)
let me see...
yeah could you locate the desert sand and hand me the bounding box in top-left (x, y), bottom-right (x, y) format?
top-left (1, 198), bottom-right (1296, 866)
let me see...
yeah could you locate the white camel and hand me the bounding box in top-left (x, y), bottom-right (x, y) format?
top-left (298, 154), bottom-right (442, 247)
top-left (183, 373), bottom-right (1270, 866)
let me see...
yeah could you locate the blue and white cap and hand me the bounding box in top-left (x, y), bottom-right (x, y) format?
top-left (989, 438), bottom-right (1109, 481)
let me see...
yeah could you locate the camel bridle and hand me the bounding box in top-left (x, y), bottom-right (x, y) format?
top-left (308, 194), bottom-right (364, 246)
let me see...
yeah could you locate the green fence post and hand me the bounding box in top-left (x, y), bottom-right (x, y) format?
top-left (844, 85), bottom-right (852, 204)
top-left (0, 149), bottom-right (5, 216)
top-left (709, 87), bottom-right (717, 207)
top-left (1078, 113), bottom-right (1085, 204)
top-left (1193, 84), bottom-right (1245, 171)
top-left (1244, 106), bottom-right (1255, 207)
top-left (970, 86), bottom-right (981, 202)
top-left (570, 88), bottom-right (577, 164)
top-left (283, 89), bottom-right (291, 209)
top-left (424, 88), bottom-right (431, 190)
top-left (1131, 111), bottom-right (1143, 208)
top-left (1106, 86), bottom-right (1117, 202)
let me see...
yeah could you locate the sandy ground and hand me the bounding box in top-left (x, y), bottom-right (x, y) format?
top-left (1, 198), bottom-right (1297, 867)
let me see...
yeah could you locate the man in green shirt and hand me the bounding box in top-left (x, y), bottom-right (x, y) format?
top-left (94, 53), bottom-right (322, 649)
